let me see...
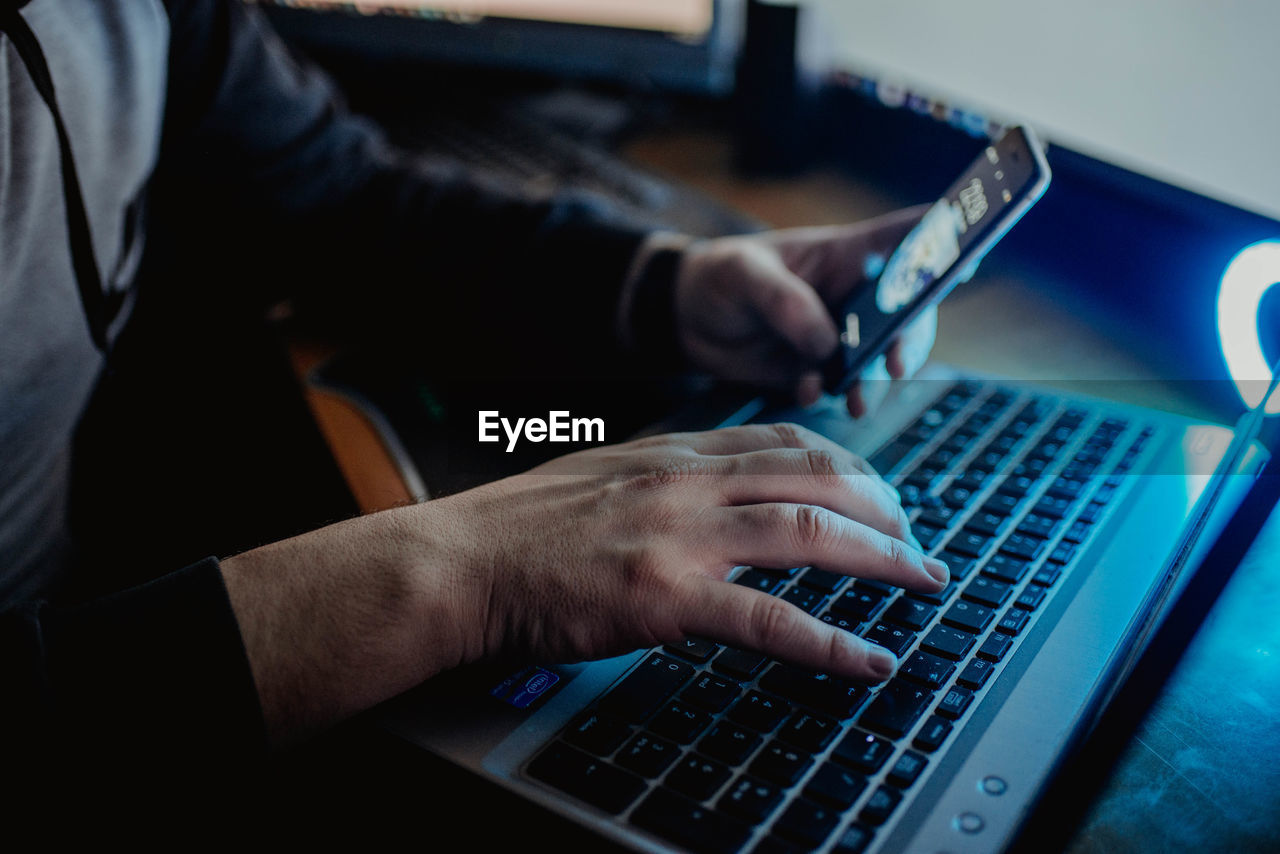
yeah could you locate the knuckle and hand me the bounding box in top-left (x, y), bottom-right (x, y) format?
top-left (883, 535), bottom-right (916, 575)
top-left (628, 458), bottom-right (705, 492)
top-left (793, 504), bottom-right (835, 551)
top-left (751, 596), bottom-right (797, 650)
top-left (803, 448), bottom-right (839, 482)
top-left (770, 422), bottom-right (808, 449)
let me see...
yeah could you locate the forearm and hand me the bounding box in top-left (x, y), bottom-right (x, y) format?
top-left (219, 502), bottom-right (486, 747)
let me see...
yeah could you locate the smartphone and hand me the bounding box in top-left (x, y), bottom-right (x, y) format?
top-left (822, 124), bottom-right (1051, 394)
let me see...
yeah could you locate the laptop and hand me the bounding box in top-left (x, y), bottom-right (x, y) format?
top-left (363, 358), bottom-right (1277, 854)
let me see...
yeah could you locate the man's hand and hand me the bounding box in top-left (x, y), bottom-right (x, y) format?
top-left (221, 423), bottom-right (947, 746)
top-left (673, 206), bottom-right (937, 416)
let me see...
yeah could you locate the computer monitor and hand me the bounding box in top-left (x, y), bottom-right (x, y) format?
top-left (250, 0), bottom-right (743, 95)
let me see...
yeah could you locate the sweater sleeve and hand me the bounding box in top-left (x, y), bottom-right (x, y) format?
top-left (0, 557), bottom-right (267, 779)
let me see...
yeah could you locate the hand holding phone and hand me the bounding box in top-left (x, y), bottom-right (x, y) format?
top-left (823, 125), bottom-right (1051, 394)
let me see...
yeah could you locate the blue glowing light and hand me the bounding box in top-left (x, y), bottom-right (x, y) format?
top-left (1217, 240), bottom-right (1280, 414)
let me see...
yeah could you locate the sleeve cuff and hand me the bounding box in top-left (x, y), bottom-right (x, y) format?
top-left (41, 556), bottom-right (268, 768)
top-left (617, 233), bottom-right (694, 372)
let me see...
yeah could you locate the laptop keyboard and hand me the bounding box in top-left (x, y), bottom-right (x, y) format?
top-left (525, 380), bottom-right (1158, 854)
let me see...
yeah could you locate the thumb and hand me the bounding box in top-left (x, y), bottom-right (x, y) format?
top-left (742, 245), bottom-right (839, 362)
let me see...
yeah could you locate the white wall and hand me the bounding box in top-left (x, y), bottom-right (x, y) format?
top-left (807, 0), bottom-right (1280, 221)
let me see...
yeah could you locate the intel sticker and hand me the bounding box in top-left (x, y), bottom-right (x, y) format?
top-left (490, 666), bottom-right (561, 710)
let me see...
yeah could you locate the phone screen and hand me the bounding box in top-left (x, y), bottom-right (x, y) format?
top-left (823, 126), bottom-right (1048, 393)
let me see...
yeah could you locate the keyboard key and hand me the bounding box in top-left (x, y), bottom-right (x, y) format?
top-left (963, 576), bottom-right (1012, 608)
top-left (665, 637), bottom-right (721, 664)
top-left (1034, 496), bottom-right (1073, 519)
top-left (919, 625), bottom-right (977, 661)
top-left (649, 701), bottom-right (713, 744)
top-left (759, 665), bottom-right (869, 719)
top-left (718, 775), bottom-right (784, 824)
top-left (911, 523), bottom-right (946, 552)
top-left (855, 578), bottom-right (898, 597)
top-left (781, 585), bottom-right (827, 615)
top-left (953, 469), bottom-right (989, 493)
top-left (1016, 513), bottom-right (1060, 539)
top-left (978, 497), bottom-right (1017, 523)
top-left (1049, 542), bottom-right (1078, 565)
top-left (774, 798), bottom-right (841, 848)
top-left (905, 579), bottom-right (959, 607)
top-left (631, 788), bottom-right (751, 854)
top-left (1015, 586), bottom-right (1047, 611)
top-left (996, 608), bottom-right (1031, 636)
top-left (969, 449), bottom-right (1008, 474)
top-left (682, 673), bottom-right (742, 713)
top-left (1030, 564), bottom-right (1062, 588)
top-left (734, 569), bottom-right (784, 595)
top-left (616, 732), bottom-right (680, 777)
top-left (728, 691), bottom-right (791, 733)
top-left (1000, 533), bottom-right (1047, 562)
top-left (858, 679), bottom-right (934, 739)
top-left (965, 511), bottom-right (1009, 537)
top-left (977, 632), bottom-right (1014, 662)
top-left (912, 716), bottom-right (953, 753)
top-left (946, 530), bottom-right (993, 559)
top-left (859, 785), bottom-right (902, 826)
top-left (599, 653), bottom-right (694, 724)
top-left (1049, 477), bottom-right (1087, 500)
top-left (869, 440), bottom-right (916, 475)
top-left (864, 622), bottom-right (916, 658)
top-left (936, 551), bottom-right (977, 581)
top-left (917, 506), bottom-right (958, 530)
top-left (1013, 458), bottom-right (1049, 479)
top-left (883, 597), bottom-right (938, 631)
top-left (799, 567), bottom-right (847, 593)
top-left (563, 711), bottom-right (631, 756)
top-left (805, 762), bottom-right (867, 809)
top-left (1078, 501), bottom-right (1107, 524)
top-left (777, 710), bottom-right (840, 753)
top-left (941, 486), bottom-right (976, 508)
top-left (832, 824), bottom-right (876, 854)
top-left (983, 554), bottom-right (1031, 584)
top-left (936, 686), bottom-right (975, 720)
top-left (753, 835), bottom-right (804, 854)
top-left (713, 647), bottom-right (769, 680)
top-left (957, 657), bottom-right (996, 690)
top-left (750, 741), bottom-right (815, 787)
top-left (666, 754), bottom-right (732, 802)
top-left (886, 750), bottom-right (928, 788)
top-left (832, 729), bottom-right (893, 773)
top-left (819, 611), bottom-right (862, 635)
top-left (527, 742), bottom-right (645, 814)
top-left (698, 721), bottom-right (761, 765)
top-left (942, 600), bottom-right (995, 634)
top-left (830, 588), bottom-right (887, 622)
top-left (899, 651), bottom-right (956, 689)
top-left (996, 476), bottom-right (1037, 499)
top-left (1064, 519), bottom-right (1093, 543)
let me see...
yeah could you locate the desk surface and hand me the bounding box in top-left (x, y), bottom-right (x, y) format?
top-left (298, 124), bottom-right (1277, 852)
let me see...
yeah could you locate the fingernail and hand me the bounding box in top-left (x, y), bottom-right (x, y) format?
top-left (868, 647), bottom-right (897, 681)
top-left (924, 557), bottom-right (950, 586)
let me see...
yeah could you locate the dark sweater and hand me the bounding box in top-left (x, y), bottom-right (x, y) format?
top-left (0, 0), bottom-right (657, 779)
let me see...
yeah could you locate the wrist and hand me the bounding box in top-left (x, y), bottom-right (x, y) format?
top-left (219, 504), bottom-right (488, 746)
